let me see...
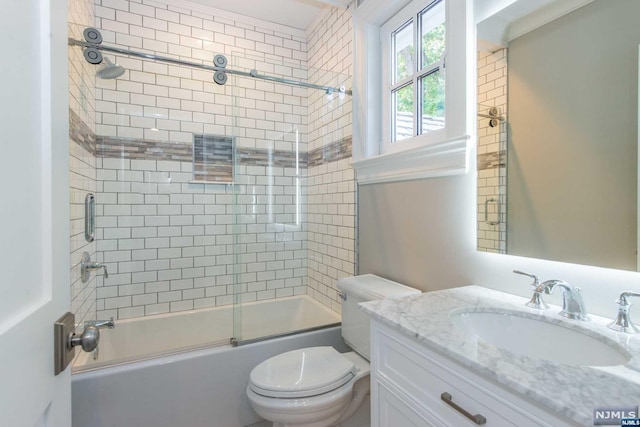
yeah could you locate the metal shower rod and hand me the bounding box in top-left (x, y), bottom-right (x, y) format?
top-left (68, 38), bottom-right (352, 95)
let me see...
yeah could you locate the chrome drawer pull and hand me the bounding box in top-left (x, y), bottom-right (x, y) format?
top-left (441, 392), bottom-right (487, 425)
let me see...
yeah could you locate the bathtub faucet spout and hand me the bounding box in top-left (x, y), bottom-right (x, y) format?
top-left (85, 317), bottom-right (115, 329)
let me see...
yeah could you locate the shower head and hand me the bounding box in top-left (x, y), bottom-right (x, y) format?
top-left (96, 57), bottom-right (125, 79)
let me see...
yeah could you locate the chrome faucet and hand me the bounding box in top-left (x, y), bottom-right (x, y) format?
top-left (84, 318), bottom-right (115, 330)
top-left (514, 271), bottom-right (589, 321)
top-left (541, 280), bottom-right (590, 321)
top-left (608, 292), bottom-right (640, 334)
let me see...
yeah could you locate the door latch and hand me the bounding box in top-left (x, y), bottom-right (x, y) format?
top-left (54, 312), bottom-right (106, 375)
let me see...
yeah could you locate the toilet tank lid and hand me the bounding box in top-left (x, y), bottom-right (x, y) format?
top-left (337, 274), bottom-right (421, 301)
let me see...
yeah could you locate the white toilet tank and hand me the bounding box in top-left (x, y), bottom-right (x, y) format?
top-left (337, 274), bottom-right (421, 360)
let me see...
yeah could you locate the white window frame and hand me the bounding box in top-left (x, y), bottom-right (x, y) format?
top-left (381, 0), bottom-right (447, 155)
top-left (351, 0), bottom-right (473, 184)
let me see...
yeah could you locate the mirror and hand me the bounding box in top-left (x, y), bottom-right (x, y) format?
top-left (476, 0), bottom-right (640, 271)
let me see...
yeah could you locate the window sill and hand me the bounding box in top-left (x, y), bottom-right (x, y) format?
top-left (351, 134), bottom-right (471, 185)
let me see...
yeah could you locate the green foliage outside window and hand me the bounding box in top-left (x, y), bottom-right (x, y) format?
top-left (422, 23), bottom-right (445, 67)
top-left (395, 23), bottom-right (445, 118)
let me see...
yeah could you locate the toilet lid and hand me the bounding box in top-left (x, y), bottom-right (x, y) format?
top-left (249, 347), bottom-right (355, 398)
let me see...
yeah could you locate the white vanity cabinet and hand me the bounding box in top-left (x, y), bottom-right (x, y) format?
top-left (370, 320), bottom-right (574, 427)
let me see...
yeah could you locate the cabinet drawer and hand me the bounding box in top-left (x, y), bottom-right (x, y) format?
top-left (373, 322), bottom-right (563, 427)
top-left (376, 381), bottom-right (439, 427)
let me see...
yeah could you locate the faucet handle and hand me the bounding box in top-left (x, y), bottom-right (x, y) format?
top-left (608, 292), bottom-right (640, 333)
top-left (618, 291), bottom-right (640, 306)
top-left (81, 251), bottom-right (109, 281)
top-left (513, 270), bottom-right (540, 288)
top-left (513, 270), bottom-right (548, 310)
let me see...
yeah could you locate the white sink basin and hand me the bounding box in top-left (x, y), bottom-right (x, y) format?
top-left (451, 310), bottom-right (630, 367)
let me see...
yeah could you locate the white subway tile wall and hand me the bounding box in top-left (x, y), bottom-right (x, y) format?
top-left (93, 0), bottom-right (309, 319)
top-left (87, 0), bottom-right (354, 319)
top-left (477, 49), bottom-right (507, 253)
top-left (307, 158), bottom-right (355, 312)
top-left (69, 0), bottom-right (98, 330)
top-left (306, 8), bottom-right (355, 312)
top-left (94, 158), bottom-right (309, 319)
top-left (93, 0), bottom-right (309, 152)
top-left (307, 7), bottom-right (352, 152)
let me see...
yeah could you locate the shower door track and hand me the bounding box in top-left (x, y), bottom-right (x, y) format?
top-left (232, 322), bottom-right (341, 347)
top-left (68, 38), bottom-right (352, 95)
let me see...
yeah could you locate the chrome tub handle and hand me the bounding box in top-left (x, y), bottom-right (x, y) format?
top-left (84, 193), bottom-right (95, 242)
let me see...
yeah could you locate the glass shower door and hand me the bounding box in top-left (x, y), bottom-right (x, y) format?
top-left (70, 48), bottom-right (241, 371)
top-left (229, 52), bottom-right (350, 345)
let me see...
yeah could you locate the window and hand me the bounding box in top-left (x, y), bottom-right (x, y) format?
top-left (351, 0), bottom-right (471, 184)
top-left (383, 0), bottom-right (447, 151)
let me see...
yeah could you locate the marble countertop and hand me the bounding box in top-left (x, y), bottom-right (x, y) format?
top-left (359, 285), bottom-right (640, 426)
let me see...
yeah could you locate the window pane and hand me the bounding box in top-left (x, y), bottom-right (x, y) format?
top-left (421, 71), bottom-right (445, 133)
top-left (420, 0), bottom-right (446, 69)
top-left (393, 84), bottom-right (414, 142)
top-left (393, 21), bottom-right (414, 83)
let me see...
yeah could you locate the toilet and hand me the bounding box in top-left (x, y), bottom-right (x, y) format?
top-left (246, 274), bottom-right (421, 427)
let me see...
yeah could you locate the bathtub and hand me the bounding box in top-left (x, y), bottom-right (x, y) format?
top-left (73, 295), bottom-right (341, 371)
top-left (72, 296), bottom-right (346, 427)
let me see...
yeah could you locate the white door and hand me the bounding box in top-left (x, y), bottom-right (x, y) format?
top-left (637, 45), bottom-right (640, 271)
top-left (0, 0), bottom-right (71, 426)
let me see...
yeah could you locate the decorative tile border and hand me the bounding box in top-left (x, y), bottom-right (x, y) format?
top-left (96, 136), bottom-right (192, 161)
top-left (478, 150), bottom-right (506, 171)
top-left (236, 147), bottom-right (307, 169)
top-left (70, 126), bottom-right (353, 170)
top-left (307, 136), bottom-right (352, 168)
top-left (69, 108), bottom-right (96, 155)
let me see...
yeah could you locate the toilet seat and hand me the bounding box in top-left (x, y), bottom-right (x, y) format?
top-left (249, 347), bottom-right (356, 398)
